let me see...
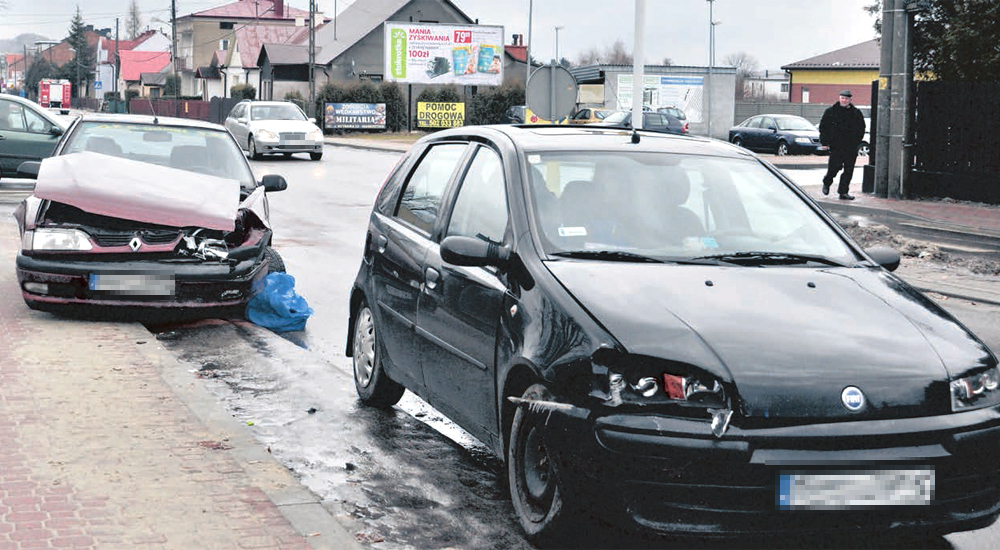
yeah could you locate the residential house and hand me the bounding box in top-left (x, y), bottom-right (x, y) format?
top-left (196, 24), bottom-right (306, 99)
top-left (119, 50), bottom-right (171, 97)
top-left (2, 53), bottom-right (25, 91)
top-left (257, 0), bottom-right (474, 102)
top-left (504, 34), bottom-right (529, 86)
top-left (36, 30), bottom-right (104, 97)
top-left (176, 0), bottom-right (325, 97)
top-left (95, 30), bottom-right (170, 99)
top-left (781, 39), bottom-right (879, 106)
top-left (741, 69), bottom-right (789, 102)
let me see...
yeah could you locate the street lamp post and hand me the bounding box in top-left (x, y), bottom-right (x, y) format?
top-left (705, 0), bottom-right (720, 138)
top-left (554, 26), bottom-right (563, 65)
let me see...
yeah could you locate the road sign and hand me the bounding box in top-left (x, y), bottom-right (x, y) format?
top-left (525, 64), bottom-right (578, 121)
top-left (94, 81), bottom-right (102, 90)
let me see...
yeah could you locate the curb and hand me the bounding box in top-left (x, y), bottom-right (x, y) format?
top-left (323, 139), bottom-right (409, 154)
top-left (149, 328), bottom-right (364, 550)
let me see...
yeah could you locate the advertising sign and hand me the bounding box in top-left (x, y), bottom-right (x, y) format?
top-left (385, 22), bottom-right (504, 86)
top-left (324, 103), bottom-right (387, 130)
top-left (416, 102), bottom-right (465, 128)
top-left (617, 74), bottom-right (705, 123)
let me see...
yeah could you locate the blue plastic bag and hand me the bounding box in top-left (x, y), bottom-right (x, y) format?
top-left (246, 272), bottom-right (313, 332)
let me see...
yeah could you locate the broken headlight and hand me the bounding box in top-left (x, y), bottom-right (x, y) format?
top-left (951, 367), bottom-right (1000, 412)
top-left (603, 368), bottom-right (733, 437)
top-left (23, 228), bottom-right (93, 251)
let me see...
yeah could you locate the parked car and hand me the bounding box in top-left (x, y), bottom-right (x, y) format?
top-left (13, 113), bottom-right (288, 319)
top-left (346, 124), bottom-right (1000, 541)
top-left (0, 94), bottom-right (69, 178)
top-left (656, 106), bottom-right (687, 123)
top-left (568, 108), bottom-right (613, 124)
top-left (501, 105), bottom-right (526, 124)
top-left (596, 110), bottom-right (688, 135)
top-left (224, 100), bottom-right (324, 161)
top-left (729, 114), bottom-right (825, 156)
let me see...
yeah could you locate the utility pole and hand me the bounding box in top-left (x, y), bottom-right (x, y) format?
top-left (171, 0), bottom-right (179, 99)
top-left (114, 18), bottom-right (120, 101)
top-left (875, 0), bottom-right (895, 198)
top-left (706, 0), bottom-right (717, 139)
top-left (631, 0), bottom-right (645, 129)
top-left (308, 0), bottom-right (316, 118)
top-left (526, 0), bottom-right (533, 86)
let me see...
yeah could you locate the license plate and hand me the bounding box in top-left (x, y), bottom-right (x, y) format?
top-left (89, 272), bottom-right (175, 297)
top-left (777, 468), bottom-right (934, 510)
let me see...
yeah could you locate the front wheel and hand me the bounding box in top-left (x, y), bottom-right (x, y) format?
top-left (248, 136), bottom-right (263, 160)
top-left (264, 246), bottom-right (285, 273)
top-left (310, 151), bottom-right (323, 161)
top-left (776, 141), bottom-right (790, 156)
top-left (508, 384), bottom-right (577, 543)
top-left (353, 303), bottom-right (405, 408)
top-left (732, 136), bottom-right (743, 148)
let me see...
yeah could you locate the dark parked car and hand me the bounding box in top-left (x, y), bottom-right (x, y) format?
top-left (656, 105), bottom-right (687, 123)
top-left (729, 114), bottom-right (826, 155)
top-left (346, 124), bottom-right (1000, 542)
top-left (13, 114), bottom-right (287, 318)
top-left (0, 94), bottom-right (69, 178)
top-left (501, 105), bottom-right (526, 124)
top-left (597, 110), bottom-right (688, 135)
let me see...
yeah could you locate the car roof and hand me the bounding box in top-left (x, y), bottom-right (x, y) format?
top-left (428, 125), bottom-right (754, 158)
top-left (73, 113), bottom-right (227, 131)
top-left (244, 100), bottom-right (299, 107)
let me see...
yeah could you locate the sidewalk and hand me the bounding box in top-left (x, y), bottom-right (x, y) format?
top-left (0, 224), bottom-right (362, 549)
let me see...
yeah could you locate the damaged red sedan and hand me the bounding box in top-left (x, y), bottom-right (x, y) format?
top-left (13, 114), bottom-right (287, 319)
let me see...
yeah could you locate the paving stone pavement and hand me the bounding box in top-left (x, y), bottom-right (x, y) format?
top-left (0, 223), bottom-right (359, 550)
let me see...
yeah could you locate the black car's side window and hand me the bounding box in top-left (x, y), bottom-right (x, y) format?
top-left (23, 106), bottom-right (51, 134)
top-left (0, 100), bottom-right (27, 132)
top-left (397, 143), bottom-right (467, 234)
top-left (446, 146), bottom-right (508, 243)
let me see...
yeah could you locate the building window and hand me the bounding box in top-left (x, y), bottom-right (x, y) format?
top-left (360, 73), bottom-right (383, 83)
top-left (220, 39), bottom-right (230, 50)
top-left (220, 22), bottom-right (235, 29)
top-left (780, 83), bottom-right (789, 93)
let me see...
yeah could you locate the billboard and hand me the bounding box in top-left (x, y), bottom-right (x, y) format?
top-left (324, 103), bottom-right (387, 130)
top-left (416, 102), bottom-right (465, 128)
top-left (384, 22), bottom-right (504, 86)
top-left (617, 75), bottom-right (705, 123)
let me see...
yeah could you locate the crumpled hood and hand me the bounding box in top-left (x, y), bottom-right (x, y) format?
top-left (33, 152), bottom-right (240, 231)
top-left (546, 262), bottom-right (996, 419)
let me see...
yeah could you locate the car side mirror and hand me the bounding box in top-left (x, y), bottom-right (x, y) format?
top-left (237, 117), bottom-right (247, 124)
top-left (261, 174), bottom-right (287, 192)
top-left (310, 117), bottom-right (317, 124)
top-left (864, 246), bottom-right (901, 272)
top-left (440, 235), bottom-right (510, 267)
top-left (49, 125), bottom-right (63, 137)
top-left (767, 125), bottom-right (777, 132)
top-left (16, 161), bottom-right (40, 179)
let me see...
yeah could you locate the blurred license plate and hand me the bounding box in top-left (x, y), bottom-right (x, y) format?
top-left (778, 468), bottom-right (934, 510)
top-left (89, 272), bottom-right (175, 296)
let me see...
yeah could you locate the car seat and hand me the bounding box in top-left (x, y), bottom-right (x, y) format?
top-left (170, 145), bottom-right (210, 171)
top-left (634, 166), bottom-right (704, 246)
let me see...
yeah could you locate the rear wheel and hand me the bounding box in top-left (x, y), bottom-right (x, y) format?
top-left (353, 302), bottom-right (405, 408)
top-left (508, 384), bottom-right (577, 543)
top-left (776, 141), bottom-right (790, 156)
top-left (310, 151), bottom-right (323, 161)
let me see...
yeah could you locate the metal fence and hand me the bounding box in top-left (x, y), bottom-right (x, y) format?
top-left (734, 102), bottom-right (831, 125)
top-left (910, 81), bottom-right (1000, 204)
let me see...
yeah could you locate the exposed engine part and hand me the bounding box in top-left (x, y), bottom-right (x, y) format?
top-left (180, 228), bottom-right (230, 261)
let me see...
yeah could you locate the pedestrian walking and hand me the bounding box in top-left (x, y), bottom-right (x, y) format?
top-left (819, 90), bottom-right (867, 200)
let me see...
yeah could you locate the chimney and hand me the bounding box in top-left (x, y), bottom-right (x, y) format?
top-left (274, 0), bottom-right (284, 18)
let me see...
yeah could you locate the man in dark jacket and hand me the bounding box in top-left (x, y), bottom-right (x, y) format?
top-left (819, 90), bottom-right (867, 200)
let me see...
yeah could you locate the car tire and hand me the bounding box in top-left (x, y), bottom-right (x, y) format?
top-left (508, 383), bottom-right (578, 544)
top-left (776, 141), bottom-right (790, 156)
top-left (249, 136), bottom-right (262, 160)
top-left (353, 302), bottom-right (405, 408)
top-left (732, 136), bottom-right (743, 148)
top-left (310, 152), bottom-right (323, 161)
top-left (282, 152), bottom-right (292, 158)
top-left (858, 142), bottom-right (870, 157)
top-left (264, 246), bottom-right (285, 273)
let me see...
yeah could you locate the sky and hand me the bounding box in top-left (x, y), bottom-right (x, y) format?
top-left (0, 0), bottom-right (879, 70)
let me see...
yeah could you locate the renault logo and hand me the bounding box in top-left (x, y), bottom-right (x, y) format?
top-left (841, 386), bottom-right (866, 412)
top-left (129, 237), bottom-right (142, 252)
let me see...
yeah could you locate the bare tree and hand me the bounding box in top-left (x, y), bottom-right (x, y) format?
top-left (662, 57), bottom-right (674, 66)
top-left (724, 51), bottom-right (759, 99)
top-left (126, 0), bottom-right (143, 40)
top-left (576, 46), bottom-right (601, 66)
top-left (605, 39), bottom-right (633, 64)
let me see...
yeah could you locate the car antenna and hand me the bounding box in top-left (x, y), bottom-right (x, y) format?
top-left (631, 129), bottom-right (640, 144)
top-left (147, 98), bottom-right (159, 124)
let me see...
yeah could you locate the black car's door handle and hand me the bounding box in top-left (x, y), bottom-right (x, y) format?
top-left (375, 234), bottom-right (387, 253)
top-left (424, 267), bottom-right (440, 291)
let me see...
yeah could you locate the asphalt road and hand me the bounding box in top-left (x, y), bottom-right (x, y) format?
top-left (5, 145), bottom-right (1000, 549)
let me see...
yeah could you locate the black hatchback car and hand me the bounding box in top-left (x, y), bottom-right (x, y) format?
top-left (347, 125), bottom-right (1000, 542)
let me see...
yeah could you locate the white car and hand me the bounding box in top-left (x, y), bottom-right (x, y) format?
top-left (224, 100), bottom-right (324, 161)
top-left (859, 117), bottom-right (871, 157)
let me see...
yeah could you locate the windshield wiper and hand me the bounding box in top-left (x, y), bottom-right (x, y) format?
top-left (550, 250), bottom-right (665, 263)
top-left (691, 251), bottom-right (848, 267)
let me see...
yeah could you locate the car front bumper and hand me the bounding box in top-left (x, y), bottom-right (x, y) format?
top-left (15, 253), bottom-right (270, 316)
top-left (255, 136), bottom-right (323, 154)
top-left (542, 403), bottom-right (1000, 537)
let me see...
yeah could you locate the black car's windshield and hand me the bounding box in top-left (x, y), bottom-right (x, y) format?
top-left (775, 117), bottom-right (817, 131)
top-left (61, 121), bottom-right (255, 186)
top-left (526, 151), bottom-right (857, 265)
top-left (251, 104), bottom-right (307, 121)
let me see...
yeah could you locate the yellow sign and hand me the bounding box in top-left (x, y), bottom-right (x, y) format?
top-left (417, 102), bottom-right (465, 128)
